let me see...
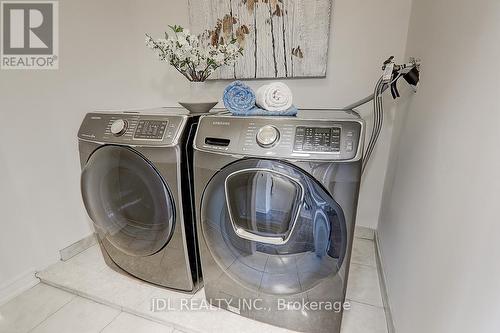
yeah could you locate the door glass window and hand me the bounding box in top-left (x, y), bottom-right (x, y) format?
top-left (225, 170), bottom-right (302, 240)
top-left (81, 146), bottom-right (175, 257)
top-left (201, 159), bottom-right (347, 295)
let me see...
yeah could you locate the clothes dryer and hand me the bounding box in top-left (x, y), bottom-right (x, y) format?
top-left (78, 108), bottom-right (202, 292)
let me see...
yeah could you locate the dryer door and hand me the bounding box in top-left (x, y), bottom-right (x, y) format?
top-left (201, 159), bottom-right (347, 295)
top-left (81, 145), bottom-right (175, 257)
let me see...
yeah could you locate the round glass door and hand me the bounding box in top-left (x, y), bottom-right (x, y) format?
top-left (201, 159), bottom-right (347, 295)
top-left (81, 145), bottom-right (175, 257)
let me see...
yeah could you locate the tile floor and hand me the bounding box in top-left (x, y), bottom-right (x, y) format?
top-left (0, 234), bottom-right (387, 333)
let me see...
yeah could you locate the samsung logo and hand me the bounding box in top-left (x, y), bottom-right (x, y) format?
top-left (212, 121), bottom-right (230, 126)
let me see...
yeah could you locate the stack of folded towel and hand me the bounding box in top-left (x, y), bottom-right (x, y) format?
top-left (223, 81), bottom-right (298, 116)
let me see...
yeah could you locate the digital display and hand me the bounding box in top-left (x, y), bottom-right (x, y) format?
top-left (294, 126), bottom-right (341, 152)
top-left (315, 128), bottom-right (331, 134)
top-left (134, 120), bottom-right (168, 140)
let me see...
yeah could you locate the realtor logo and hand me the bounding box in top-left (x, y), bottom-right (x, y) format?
top-left (1, 1), bottom-right (58, 69)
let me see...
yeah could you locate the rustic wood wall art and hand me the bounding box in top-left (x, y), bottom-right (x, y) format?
top-left (189, 0), bottom-right (333, 79)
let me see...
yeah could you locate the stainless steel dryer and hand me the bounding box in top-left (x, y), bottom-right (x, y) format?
top-left (78, 108), bottom-right (202, 292)
top-left (193, 110), bottom-right (364, 332)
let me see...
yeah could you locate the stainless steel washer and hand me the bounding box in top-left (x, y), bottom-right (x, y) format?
top-left (78, 108), bottom-right (202, 293)
top-left (193, 110), bottom-right (364, 332)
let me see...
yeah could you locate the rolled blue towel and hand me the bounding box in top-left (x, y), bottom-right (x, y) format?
top-left (223, 81), bottom-right (256, 115)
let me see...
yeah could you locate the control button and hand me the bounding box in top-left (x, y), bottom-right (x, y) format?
top-left (110, 119), bottom-right (128, 136)
top-left (256, 125), bottom-right (280, 148)
top-left (346, 141), bottom-right (353, 152)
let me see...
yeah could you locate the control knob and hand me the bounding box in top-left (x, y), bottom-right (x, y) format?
top-left (256, 125), bottom-right (280, 147)
top-left (110, 119), bottom-right (128, 136)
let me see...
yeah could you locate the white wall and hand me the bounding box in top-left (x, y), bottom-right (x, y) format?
top-left (0, 0), bottom-right (411, 302)
top-left (378, 0), bottom-right (500, 332)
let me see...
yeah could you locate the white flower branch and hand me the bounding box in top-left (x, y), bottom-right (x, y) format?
top-left (146, 25), bottom-right (243, 82)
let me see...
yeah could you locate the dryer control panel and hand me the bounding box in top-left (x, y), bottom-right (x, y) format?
top-left (78, 112), bottom-right (187, 147)
top-left (133, 120), bottom-right (169, 140)
top-left (195, 113), bottom-right (364, 161)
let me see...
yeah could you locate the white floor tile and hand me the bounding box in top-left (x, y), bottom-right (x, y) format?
top-left (30, 297), bottom-right (119, 333)
top-left (341, 301), bottom-right (387, 333)
top-left (36, 246), bottom-right (107, 292)
top-left (346, 263), bottom-right (383, 307)
top-left (102, 312), bottom-right (174, 333)
top-left (0, 283), bottom-right (75, 333)
top-left (134, 303), bottom-right (293, 333)
top-left (133, 285), bottom-right (194, 316)
top-left (351, 238), bottom-right (377, 267)
top-left (31, 237), bottom-right (388, 333)
top-left (134, 288), bottom-right (293, 333)
top-left (75, 266), bottom-right (155, 311)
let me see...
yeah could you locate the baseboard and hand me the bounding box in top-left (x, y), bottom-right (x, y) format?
top-left (0, 270), bottom-right (39, 306)
top-left (59, 233), bottom-right (97, 261)
top-left (354, 226), bottom-right (375, 240)
top-left (374, 231), bottom-right (396, 333)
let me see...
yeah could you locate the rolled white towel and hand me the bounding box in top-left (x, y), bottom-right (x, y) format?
top-left (255, 82), bottom-right (293, 112)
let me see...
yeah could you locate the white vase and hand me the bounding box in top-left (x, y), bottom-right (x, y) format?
top-left (178, 81), bottom-right (219, 114)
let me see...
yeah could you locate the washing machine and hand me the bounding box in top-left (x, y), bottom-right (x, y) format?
top-left (78, 107), bottom-right (202, 292)
top-left (193, 110), bottom-right (364, 332)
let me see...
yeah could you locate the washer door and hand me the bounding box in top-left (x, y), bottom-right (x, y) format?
top-left (201, 159), bottom-right (347, 295)
top-left (81, 145), bottom-right (175, 257)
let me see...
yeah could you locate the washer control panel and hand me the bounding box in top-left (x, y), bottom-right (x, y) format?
top-left (78, 112), bottom-right (185, 146)
top-left (195, 114), bottom-right (364, 161)
top-left (294, 126), bottom-right (341, 153)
